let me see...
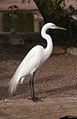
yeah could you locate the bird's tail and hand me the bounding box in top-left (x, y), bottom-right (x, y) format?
top-left (9, 72), bottom-right (25, 95)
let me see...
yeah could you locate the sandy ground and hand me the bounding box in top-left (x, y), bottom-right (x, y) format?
top-left (0, 97), bottom-right (77, 119)
top-left (0, 34), bottom-right (77, 119)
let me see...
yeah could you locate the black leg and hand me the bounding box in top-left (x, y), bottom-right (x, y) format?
top-left (29, 78), bottom-right (33, 99)
top-left (32, 73), bottom-right (35, 98)
top-left (29, 73), bottom-right (39, 102)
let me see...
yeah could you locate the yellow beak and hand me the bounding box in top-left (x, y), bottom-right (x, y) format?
top-left (56, 27), bottom-right (67, 30)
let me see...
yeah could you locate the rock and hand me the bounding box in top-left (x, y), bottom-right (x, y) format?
top-left (52, 46), bottom-right (65, 55)
top-left (9, 36), bottom-right (24, 45)
top-left (72, 15), bottom-right (77, 21)
top-left (66, 47), bottom-right (77, 55)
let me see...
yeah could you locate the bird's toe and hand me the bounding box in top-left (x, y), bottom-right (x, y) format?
top-left (32, 97), bottom-right (39, 102)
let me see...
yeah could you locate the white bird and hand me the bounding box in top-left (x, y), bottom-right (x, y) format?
top-left (9, 23), bottom-right (66, 102)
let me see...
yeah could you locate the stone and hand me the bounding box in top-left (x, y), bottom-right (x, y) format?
top-left (52, 46), bottom-right (65, 55)
top-left (66, 47), bottom-right (77, 55)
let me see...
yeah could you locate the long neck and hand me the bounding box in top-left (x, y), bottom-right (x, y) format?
top-left (41, 27), bottom-right (53, 60)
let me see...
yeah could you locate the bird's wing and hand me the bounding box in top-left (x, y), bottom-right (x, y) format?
top-left (14, 45), bottom-right (44, 78)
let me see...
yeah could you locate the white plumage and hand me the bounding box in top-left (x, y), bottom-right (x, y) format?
top-left (9, 45), bottom-right (46, 93)
top-left (9, 23), bottom-right (66, 101)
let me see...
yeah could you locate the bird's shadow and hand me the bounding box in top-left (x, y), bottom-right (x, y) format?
top-left (36, 75), bottom-right (77, 96)
top-left (36, 74), bottom-right (63, 84)
top-left (43, 84), bottom-right (77, 94)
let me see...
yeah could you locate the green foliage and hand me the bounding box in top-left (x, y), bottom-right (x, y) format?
top-left (51, 0), bottom-right (65, 18)
top-left (34, 0), bottom-right (65, 19)
top-left (3, 12), bottom-right (34, 32)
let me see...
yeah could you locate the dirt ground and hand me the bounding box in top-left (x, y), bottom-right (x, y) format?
top-left (0, 34), bottom-right (77, 119)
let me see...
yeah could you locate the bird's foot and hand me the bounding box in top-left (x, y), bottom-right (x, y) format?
top-left (32, 97), bottom-right (39, 102)
top-left (28, 97), bottom-right (43, 102)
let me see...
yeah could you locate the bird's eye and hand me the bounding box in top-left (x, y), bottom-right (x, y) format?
top-left (52, 25), bottom-right (56, 27)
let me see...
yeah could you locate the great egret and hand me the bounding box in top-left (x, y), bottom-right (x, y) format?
top-left (9, 23), bottom-right (66, 102)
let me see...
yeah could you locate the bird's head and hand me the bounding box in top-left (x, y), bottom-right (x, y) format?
top-left (44, 23), bottom-right (67, 30)
top-left (41, 23), bottom-right (67, 37)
